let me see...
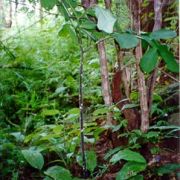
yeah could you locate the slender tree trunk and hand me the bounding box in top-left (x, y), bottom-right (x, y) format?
top-left (98, 0), bottom-right (113, 125)
top-left (15, 0), bottom-right (18, 12)
top-left (82, 0), bottom-right (113, 125)
top-left (97, 41), bottom-right (113, 125)
top-left (0, 0), bottom-right (6, 26)
top-left (5, 0), bottom-right (12, 28)
top-left (39, 3), bottom-right (43, 28)
top-left (104, 0), bottom-right (111, 9)
top-left (81, 0), bottom-right (98, 9)
top-left (131, 0), bottom-right (149, 132)
top-left (153, 0), bottom-right (163, 31)
top-left (147, 0), bottom-right (163, 116)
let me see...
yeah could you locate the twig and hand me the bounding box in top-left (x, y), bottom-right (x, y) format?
top-left (161, 69), bottom-right (179, 82)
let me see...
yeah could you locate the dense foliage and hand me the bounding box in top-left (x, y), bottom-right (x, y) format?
top-left (0, 0), bottom-right (179, 179)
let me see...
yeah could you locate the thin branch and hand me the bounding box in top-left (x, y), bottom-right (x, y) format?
top-left (160, 69), bottom-right (179, 82)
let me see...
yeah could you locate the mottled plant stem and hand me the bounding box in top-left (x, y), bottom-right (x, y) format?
top-left (77, 32), bottom-right (87, 177)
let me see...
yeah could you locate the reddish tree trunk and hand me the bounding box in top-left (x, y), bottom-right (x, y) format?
top-left (112, 45), bottom-right (140, 130)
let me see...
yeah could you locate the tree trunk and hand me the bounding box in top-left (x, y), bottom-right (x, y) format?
top-left (5, 0), bottom-right (12, 28)
top-left (0, 0), bottom-right (6, 27)
top-left (112, 44), bottom-right (140, 130)
top-left (131, 0), bottom-right (149, 132)
top-left (97, 41), bottom-right (113, 125)
top-left (82, 0), bottom-right (113, 125)
top-left (111, 1), bottom-right (140, 130)
top-left (81, 0), bottom-right (98, 9)
top-left (147, 0), bottom-right (163, 116)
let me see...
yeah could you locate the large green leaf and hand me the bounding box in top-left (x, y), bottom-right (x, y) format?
top-left (95, 6), bottom-right (116, 33)
top-left (40, 0), bottom-right (57, 10)
top-left (76, 151), bottom-right (97, 172)
top-left (140, 47), bottom-right (158, 73)
top-left (157, 45), bottom-right (179, 73)
top-left (110, 149), bottom-right (146, 164)
top-left (22, 149), bottom-right (44, 170)
top-left (44, 166), bottom-right (72, 180)
top-left (116, 162), bottom-right (146, 180)
top-left (87, 150), bottom-right (97, 172)
top-left (150, 29), bottom-right (177, 40)
top-left (113, 33), bottom-right (139, 49)
top-left (155, 163), bottom-right (180, 175)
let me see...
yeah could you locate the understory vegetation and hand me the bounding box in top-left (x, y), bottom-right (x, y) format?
top-left (0, 0), bottom-right (179, 179)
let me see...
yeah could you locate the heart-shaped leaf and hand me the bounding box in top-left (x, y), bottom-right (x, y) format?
top-left (95, 6), bottom-right (116, 34)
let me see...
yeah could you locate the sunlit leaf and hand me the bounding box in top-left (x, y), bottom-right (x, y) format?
top-left (22, 149), bottom-right (44, 170)
top-left (95, 6), bottom-right (116, 33)
top-left (41, 109), bottom-right (59, 116)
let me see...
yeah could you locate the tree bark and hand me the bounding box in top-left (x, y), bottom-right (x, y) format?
top-left (111, 1), bottom-right (140, 130)
top-left (97, 41), bottom-right (113, 125)
top-left (5, 0), bottom-right (12, 28)
top-left (131, 0), bottom-right (149, 132)
top-left (82, 0), bottom-right (113, 125)
top-left (112, 44), bottom-right (140, 130)
top-left (147, 0), bottom-right (163, 116)
top-left (81, 0), bottom-right (98, 9)
top-left (104, 0), bottom-right (112, 9)
top-left (0, 0), bottom-right (6, 26)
